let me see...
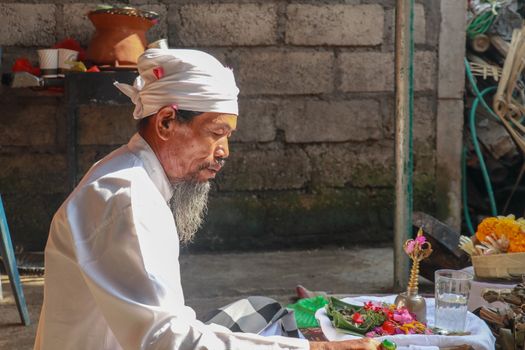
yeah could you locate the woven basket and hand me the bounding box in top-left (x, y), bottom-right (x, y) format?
top-left (472, 252), bottom-right (525, 279)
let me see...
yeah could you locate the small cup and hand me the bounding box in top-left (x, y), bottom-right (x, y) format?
top-left (147, 39), bottom-right (169, 49)
top-left (38, 49), bottom-right (59, 78)
top-left (434, 269), bottom-right (473, 333)
top-left (58, 48), bottom-right (79, 77)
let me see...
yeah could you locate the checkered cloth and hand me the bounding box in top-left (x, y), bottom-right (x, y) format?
top-left (203, 296), bottom-right (302, 338)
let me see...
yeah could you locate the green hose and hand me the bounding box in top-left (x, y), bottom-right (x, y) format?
top-left (467, 10), bottom-right (496, 38)
top-left (464, 58), bottom-right (501, 122)
top-left (408, 0), bottom-right (414, 228)
top-left (462, 146), bottom-right (475, 235)
top-left (465, 85), bottom-right (499, 230)
top-left (463, 59), bottom-right (500, 231)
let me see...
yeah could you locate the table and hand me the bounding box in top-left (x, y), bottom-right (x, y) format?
top-left (315, 295), bottom-right (495, 350)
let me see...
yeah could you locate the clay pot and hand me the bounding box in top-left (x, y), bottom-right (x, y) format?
top-left (87, 12), bottom-right (154, 66)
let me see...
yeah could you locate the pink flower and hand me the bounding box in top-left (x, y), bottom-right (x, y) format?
top-left (393, 309), bottom-right (414, 323)
top-left (404, 241), bottom-right (416, 254)
top-left (415, 235), bottom-right (427, 245)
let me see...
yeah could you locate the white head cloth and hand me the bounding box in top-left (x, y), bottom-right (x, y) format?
top-left (114, 49), bottom-right (239, 119)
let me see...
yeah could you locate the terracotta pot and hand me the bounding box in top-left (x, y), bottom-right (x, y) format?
top-left (87, 12), bottom-right (154, 66)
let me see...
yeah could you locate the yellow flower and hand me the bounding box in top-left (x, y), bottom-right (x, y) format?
top-left (476, 216), bottom-right (525, 253)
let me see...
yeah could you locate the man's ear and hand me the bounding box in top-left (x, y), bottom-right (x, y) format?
top-left (154, 106), bottom-right (177, 141)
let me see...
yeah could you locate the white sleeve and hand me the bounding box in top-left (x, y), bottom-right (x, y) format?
top-left (71, 181), bottom-right (309, 350)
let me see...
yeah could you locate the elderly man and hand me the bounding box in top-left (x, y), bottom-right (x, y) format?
top-left (34, 49), bottom-right (379, 350)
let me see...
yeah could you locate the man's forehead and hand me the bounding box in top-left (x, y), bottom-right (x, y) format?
top-left (197, 112), bottom-right (237, 129)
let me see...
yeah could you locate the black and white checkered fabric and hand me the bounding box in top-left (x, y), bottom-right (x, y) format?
top-left (203, 296), bottom-right (301, 338)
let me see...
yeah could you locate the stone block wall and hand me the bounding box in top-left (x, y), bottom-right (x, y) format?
top-left (0, 0), bottom-right (465, 252)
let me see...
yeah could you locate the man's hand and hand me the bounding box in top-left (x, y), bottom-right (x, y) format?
top-left (309, 338), bottom-right (381, 350)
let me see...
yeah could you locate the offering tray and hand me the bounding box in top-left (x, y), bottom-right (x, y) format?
top-left (315, 295), bottom-right (495, 350)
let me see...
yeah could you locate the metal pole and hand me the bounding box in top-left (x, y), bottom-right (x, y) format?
top-left (0, 46), bottom-right (3, 301)
top-left (393, 0), bottom-right (414, 292)
top-left (0, 266), bottom-right (3, 301)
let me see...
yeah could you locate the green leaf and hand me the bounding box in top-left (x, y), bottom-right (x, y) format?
top-left (325, 297), bottom-right (384, 335)
top-left (327, 296), bottom-right (362, 311)
top-left (335, 328), bottom-right (366, 337)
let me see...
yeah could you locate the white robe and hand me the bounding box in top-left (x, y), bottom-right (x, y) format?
top-left (34, 133), bottom-right (308, 350)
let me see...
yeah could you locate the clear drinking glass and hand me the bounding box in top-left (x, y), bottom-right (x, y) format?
top-left (434, 269), bottom-right (473, 333)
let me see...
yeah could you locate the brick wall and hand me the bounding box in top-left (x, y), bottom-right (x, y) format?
top-left (0, 0), bottom-right (465, 252)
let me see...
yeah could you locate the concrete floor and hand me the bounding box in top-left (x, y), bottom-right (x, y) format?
top-left (0, 247), bottom-right (432, 350)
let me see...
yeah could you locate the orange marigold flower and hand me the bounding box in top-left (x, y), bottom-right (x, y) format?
top-left (508, 230), bottom-right (525, 253)
top-left (476, 216), bottom-right (525, 253)
top-left (476, 217), bottom-right (499, 242)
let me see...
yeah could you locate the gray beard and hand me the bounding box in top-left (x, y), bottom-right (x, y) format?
top-left (169, 181), bottom-right (211, 243)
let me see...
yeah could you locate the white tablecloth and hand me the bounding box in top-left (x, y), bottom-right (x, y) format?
top-left (315, 295), bottom-right (495, 350)
top-left (462, 266), bottom-right (517, 312)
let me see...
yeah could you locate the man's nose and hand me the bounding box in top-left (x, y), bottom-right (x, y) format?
top-left (215, 138), bottom-right (230, 159)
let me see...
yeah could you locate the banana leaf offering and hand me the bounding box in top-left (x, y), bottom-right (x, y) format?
top-left (325, 297), bottom-right (432, 337)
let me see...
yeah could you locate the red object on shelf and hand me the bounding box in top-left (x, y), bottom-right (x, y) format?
top-left (86, 65), bottom-right (101, 73)
top-left (53, 38), bottom-right (86, 61)
top-left (12, 58), bottom-right (41, 76)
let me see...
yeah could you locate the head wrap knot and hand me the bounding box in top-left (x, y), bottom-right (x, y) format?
top-left (114, 76), bottom-right (146, 118)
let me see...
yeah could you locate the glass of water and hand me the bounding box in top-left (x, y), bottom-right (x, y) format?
top-left (434, 269), bottom-right (473, 333)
